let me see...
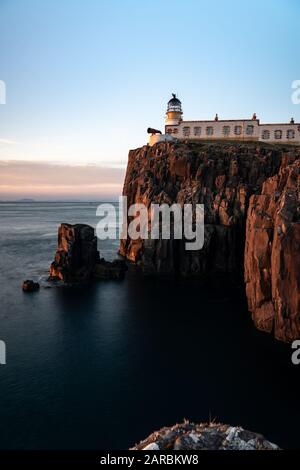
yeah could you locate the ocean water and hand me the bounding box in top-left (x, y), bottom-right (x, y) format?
top-left (0, 201), bottom-right (299, 449)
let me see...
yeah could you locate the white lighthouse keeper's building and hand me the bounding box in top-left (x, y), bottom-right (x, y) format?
top-left (148, 94), bottom-right (300, 146)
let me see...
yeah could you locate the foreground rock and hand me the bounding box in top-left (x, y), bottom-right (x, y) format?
top-left (245, 158), bottom-right (300, 342)
top-left (22, 280), bottom-right (40, 292)
top-left (49, 223), bottom-right (126, 283)
top-left (130, 421), bottom-right (279, 450)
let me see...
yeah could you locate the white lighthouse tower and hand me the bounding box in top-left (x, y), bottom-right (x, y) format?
top-left (165, 93), bottom-right (183, 126)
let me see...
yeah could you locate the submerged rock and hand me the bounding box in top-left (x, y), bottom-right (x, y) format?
top-left (130, 421), bottom-right (280, 450)
top-left (22, 280), bottom-right (40, 292)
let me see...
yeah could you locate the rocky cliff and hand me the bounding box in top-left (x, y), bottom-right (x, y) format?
top-left (120, 141), bottom-right (300, 341)
top-left (245, 158), bottom-right (300, 342)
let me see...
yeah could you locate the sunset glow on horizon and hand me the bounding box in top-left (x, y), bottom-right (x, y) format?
top-left (0, 160), bottom-right (124, 200)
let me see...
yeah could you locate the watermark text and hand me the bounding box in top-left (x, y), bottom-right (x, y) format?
top-left (0, 80), bottom-right (6, 104)
top-left (0, 340), bottom-right (6, 365)
top-left (291, 80), bottom-right (300, 105)
top-left (96, 197), bottom-right (204, 251)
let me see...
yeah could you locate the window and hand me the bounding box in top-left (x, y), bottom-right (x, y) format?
top-left (183, 126), bottom-right (190, 136)
top-left (173, 128), bottom-right (178, 134)
top-left (166, 128), bottom-right (173, 134)
top-left (274, 130), bottom-right (282, 140)
top-left (287, 129), bottom-right (295, 139)
top-left (234, 125), bottom-right (242, 135)
top-left (194, 126), bottom-right (201, 136)
top-left (246, 125), bottom-right (254, 135)
top-left (223, 125), bottom-right (230, 136)
top-left (206, 126), bottom-right (214, 136)
top-left (262, 130), bottom-right (270, 140)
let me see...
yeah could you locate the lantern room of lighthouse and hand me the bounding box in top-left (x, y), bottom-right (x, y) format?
top-left (165, 93), bottom-right (183, 126)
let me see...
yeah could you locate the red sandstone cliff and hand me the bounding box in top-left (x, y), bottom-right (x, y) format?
top-left (245, 157), bottom-right (300, 342)
top-left (120, 141), bottom-right (300, 342)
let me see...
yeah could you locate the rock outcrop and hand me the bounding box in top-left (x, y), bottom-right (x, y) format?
top-left (93, 258), bottom-right (127, 280)
top-left (130, 421), bottom-right (279, 450)
top-left (49, 223), bottom-right (127, 283)
top-left (50, 224), bottom-right (99, 282)
top-left (120, 141), bottom-right (300, 341)
top-left (245, 158), bottom-right (300, 342)
top-left (22, 280), bottom-right (40, 292)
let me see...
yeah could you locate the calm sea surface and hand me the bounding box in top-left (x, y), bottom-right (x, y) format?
top-left (0, 202), bottom-right (299, 449)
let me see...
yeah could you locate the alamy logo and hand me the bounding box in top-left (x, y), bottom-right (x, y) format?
top-left (0, 80), bottom-right (6, 104)
top-left (0, 340), bottom-right (6, 365)
top-left (291, 80), bottom-right (300, 105)
top-left (96, 197), bottom-right (204, 251)
top-left (291, 340), bottom-right (300, 365)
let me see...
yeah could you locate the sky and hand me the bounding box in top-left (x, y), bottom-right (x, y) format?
top-left (0, 0), bottom-right (299, 200)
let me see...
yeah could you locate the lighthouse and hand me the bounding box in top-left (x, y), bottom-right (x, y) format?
top-left (165, 93), bottom-right (182, 126)
top-left (149, 94), bottom-right (300, 146)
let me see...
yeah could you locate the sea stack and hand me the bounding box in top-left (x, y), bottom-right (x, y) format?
top-left (49, 223), bottom-right (99, 282)
top-left (49, 223), bottom-right (127, 282)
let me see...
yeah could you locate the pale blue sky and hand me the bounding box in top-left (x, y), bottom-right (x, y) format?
top-left (0, 0), bottom-right (299, 198)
